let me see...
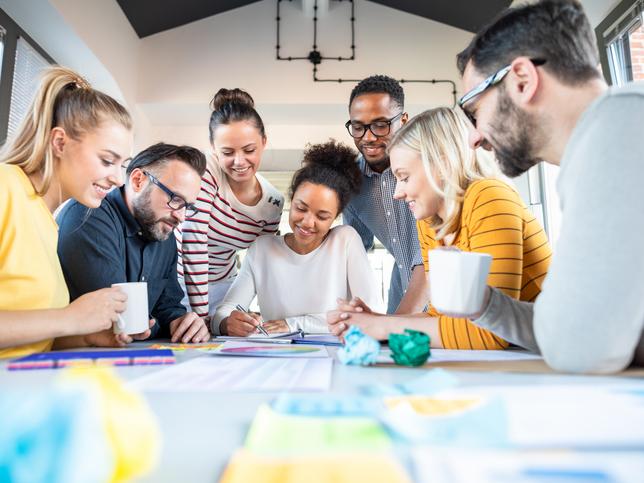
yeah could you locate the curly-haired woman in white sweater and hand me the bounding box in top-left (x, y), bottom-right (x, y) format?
top-left (212, 141), bottom-right (383, 336)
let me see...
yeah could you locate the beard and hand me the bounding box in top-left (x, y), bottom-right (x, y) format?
top-left (488, 91), bottom-right (542, 178)
top-left (358, 143), bottom-right (390, 173)
top-left (132, 187), bottom-right (178, 242)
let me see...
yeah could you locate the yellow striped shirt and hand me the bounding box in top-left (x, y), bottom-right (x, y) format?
top-left (419, 179), bottom-right (552, 350)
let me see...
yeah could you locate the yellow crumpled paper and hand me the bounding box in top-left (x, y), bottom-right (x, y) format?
top-left (60, 367), bottom-right (161, 482)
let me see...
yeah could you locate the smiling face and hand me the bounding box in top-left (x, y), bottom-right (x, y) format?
top-left (55, 120), bottom-right (132, 208)
top-left (462, 61), bottom-right (541, 177)
top-left (288, 181), bottom-right (340, 253)
top-left (130, 160), bottom-right (202, 241)
top-left (390, 145), bottom-right (443, 221)
top-left (211, 120), bottom-right (266, 183)
top-left (348, 93), bottom-right (406, 173)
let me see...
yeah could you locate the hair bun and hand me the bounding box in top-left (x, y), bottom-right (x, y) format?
top-left (210, 88), bottom-right (255, 111)
top-left (303, 140), bottom-right (355, 172)
top-left (302, 140), bottom-right (361, 193)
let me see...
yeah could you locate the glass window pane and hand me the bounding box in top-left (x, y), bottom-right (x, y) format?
top-left (7, 36), bottom-right (49, 140)
top-left (0, 27), bottom-right (5, 86)
top-left (629, 20), bottom-right (644, 81)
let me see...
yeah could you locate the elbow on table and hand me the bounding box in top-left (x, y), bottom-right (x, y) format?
top-left (540, 341), bottom-right (632, 375)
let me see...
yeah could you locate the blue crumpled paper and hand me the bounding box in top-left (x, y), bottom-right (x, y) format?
top-left (337, 326), bottom-right (381, 366)
top-left (272, 394), bottom-right (380, 417)
top-left (0, 382), bottom-right (111, 483)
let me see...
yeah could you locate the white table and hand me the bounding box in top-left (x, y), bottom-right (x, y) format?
top-left (2, 345), bottom-right (643, 483)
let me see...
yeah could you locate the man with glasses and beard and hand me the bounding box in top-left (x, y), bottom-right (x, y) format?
top-left (341, 75), bottom-right (428, 314)
top-left (57, 143), bottom-right (210, 345)
top-left (455, 0), bottom-right (644, 373)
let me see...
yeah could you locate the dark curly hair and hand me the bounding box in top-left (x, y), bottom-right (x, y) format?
top-left (349, 74), bottom-right (404, 110)
top-left (289, 140), bottom-right (361, 214)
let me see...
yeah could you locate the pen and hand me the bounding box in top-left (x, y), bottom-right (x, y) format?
top-left (235, 304), bottom-right (269, 336)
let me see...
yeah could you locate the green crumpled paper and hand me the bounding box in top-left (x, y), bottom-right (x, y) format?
top-left (388, 329), bottom-right (430, 367)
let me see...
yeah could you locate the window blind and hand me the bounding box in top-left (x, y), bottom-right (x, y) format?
top-left (7, 36), bottom-right (49, 140)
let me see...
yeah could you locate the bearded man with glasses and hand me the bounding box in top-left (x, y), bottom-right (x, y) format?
top-left (455, 0), bottom-right (644, 373)
top-left (57, 143), bottom-right (211, 345)
top-left (338, 75), bottom-right (428, 315)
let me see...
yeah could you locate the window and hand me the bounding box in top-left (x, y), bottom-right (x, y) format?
top-left (0, 27), bottom-right (5, 86)
top-left (0, 8), bottom-right (53, 145)
top-left (597, 0), bottom-right (644, 86)
top-left (7, 37), bottom-right (50, 139)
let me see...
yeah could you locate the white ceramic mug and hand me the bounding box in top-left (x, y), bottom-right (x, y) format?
top-left (111, 282), bottom-right (149, 335)
top-left (428, 249), bottom-right (492, 315)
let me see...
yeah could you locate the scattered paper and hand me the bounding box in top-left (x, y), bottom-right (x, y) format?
top-left (412, 447), bottom-right (644, 483)
top-left (148, 343), bottom-right (222, 352)
top-left (245, 405), bottom-right (391, 454)
top-left (364, 369), bottom-right (459, 397)
top-left (377, 348), bottom-right (541, 364)
top-left (380, 393), bottom-right (507, 445)
top-left (212, 341), bottom-right (328, 358)
top-left (220, 450), bottom-right (411, 483)
top-left (131, 357), bottom-right (332, 392)
top-left (438, 384), bottom-right (644, 448)
top-left (272, 394), bottom-right (380, 417)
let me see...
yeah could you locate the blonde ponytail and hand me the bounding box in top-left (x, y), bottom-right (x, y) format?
top-left (0, 66), bottom-right (132, 196)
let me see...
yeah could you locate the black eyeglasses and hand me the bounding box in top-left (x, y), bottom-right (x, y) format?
top-left (458, 58), bottom-right (546, 127)
top-left (345, 112), bottom-right (404, 139)
top-left (143, 170), bottom-right (198, 218)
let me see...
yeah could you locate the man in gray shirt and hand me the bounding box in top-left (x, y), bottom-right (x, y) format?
top-left (455, 0), bottom-right (644, 373)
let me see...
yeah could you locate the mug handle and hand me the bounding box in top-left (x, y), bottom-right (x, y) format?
top-left (116, 314), bottom-right (126, 332)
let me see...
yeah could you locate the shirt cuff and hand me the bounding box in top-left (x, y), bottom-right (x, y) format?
top-left (472, 287), bottom-right (502, 330)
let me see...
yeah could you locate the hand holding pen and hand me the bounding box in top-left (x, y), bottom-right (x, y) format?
top-left (235, 304), bottom-right (269, 336)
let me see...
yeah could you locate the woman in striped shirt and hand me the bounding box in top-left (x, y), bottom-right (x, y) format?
top-left (327, 107), bottom-right (552, 350)
top-left (177, 89), bottom-right (283, 319)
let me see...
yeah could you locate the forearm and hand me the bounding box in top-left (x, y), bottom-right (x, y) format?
top-left (0, 309), bottom-right (72, 349)
top-left (382, 313), bottom-right (442, 348)
top-left (473, 287), bottom-right (539, 352)
top-left (395, 265), bottom-right (428, 314)
top-left (52, 335), bottom-right (89, 350)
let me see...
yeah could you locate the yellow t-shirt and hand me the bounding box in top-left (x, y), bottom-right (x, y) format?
top-left (0, 164), bottom-right (69, 358)
top-left (419, 178), bottom-right (552, 350)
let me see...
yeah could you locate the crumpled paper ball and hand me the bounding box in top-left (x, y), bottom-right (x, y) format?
top-left (0, 367), bottom-right (160, 483)
top-left (388, 329), bottom-right (430, 367)
top-left (337, 326), bottom-right (381, 366)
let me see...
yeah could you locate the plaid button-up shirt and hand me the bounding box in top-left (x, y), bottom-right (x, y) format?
top-left (343, 155), bottom-right (423, 313)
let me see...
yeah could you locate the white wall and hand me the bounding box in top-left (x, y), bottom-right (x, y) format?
top-left (5, 0), bottom-right (622, 166)
top-left (134, 0), bottom-right (473, 159)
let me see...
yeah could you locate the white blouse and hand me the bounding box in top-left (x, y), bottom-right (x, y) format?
top-left (212, 225), bottom-right (383, 334)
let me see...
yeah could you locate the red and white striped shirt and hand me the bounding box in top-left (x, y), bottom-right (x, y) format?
top-left (176, 162), bottom-right (283, 316)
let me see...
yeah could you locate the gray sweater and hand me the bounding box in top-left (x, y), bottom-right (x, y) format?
top-left (474, 82), bottom-right (644, 374)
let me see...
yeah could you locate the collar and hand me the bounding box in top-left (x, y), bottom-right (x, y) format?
top-left (109, 187), bottom-right (143, 238)
top-left (357, 154), bottom-right (391, 178)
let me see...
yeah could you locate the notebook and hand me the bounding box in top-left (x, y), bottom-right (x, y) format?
top-left (215, 329), bottom-right (304, 344)
top-left (7, 349), bottom-right (176, 370)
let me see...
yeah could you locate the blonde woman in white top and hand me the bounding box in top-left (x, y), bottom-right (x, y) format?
top-left (212, 141), bottom-right (382, 336)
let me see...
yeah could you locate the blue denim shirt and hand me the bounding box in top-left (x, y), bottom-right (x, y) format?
top-left (57, 188), bottom-right (186, 338)
top-left (343, 155), bottom-right (423, 313)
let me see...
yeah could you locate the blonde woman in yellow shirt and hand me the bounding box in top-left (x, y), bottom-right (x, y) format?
top-left (0, 67), bottom-right (145, 358)
top-left (328, 107), bottom-right (552, 349)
